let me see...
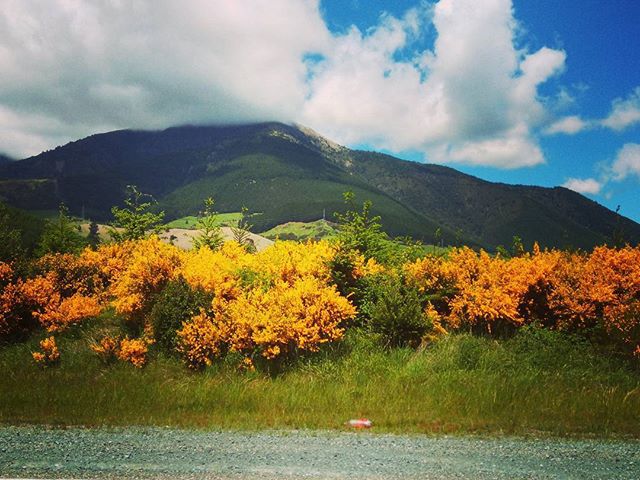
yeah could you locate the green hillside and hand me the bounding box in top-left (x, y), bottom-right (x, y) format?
top-left (262, 219), bottom-right (338, 241)
top-left (0, 122), bottom-right (637, 250)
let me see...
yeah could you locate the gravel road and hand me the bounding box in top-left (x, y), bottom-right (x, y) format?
top-left (1, 426), bottom-right (639, 479)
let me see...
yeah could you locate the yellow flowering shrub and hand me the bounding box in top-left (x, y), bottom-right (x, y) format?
top-left (251, 240), bottom-right (337, 284)
top-left (178, 276), bottom-right (356, 368)
top-left (32, 336), bottom-right (60, 366)
top-left (109, 237), bottom-right (183, 321)
top-left (179, 242), bottom-right (247, 301)
top-left (90, 334), bottom-right (120, 364)
top-left (117, 337), bottom-right (148, 368)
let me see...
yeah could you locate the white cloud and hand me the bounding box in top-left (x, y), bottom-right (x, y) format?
top-left (563, 143), bottom-right (640, 197)
top-left (562, 177), bottom-right (602, 195)
top-left (303, 0), bottom-right (565, 168)
top-left (544, 115), bottom-right (589, 135)
top-left (1, 0), bottom-right (566, 169)
top-left (0, 0), bottom-right (330, 158)
top-left (601, 87), bottom-right (640, 131)
top-left (611, 143), bottom-right (640, 181)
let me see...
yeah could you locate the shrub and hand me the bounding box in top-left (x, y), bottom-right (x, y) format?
top-left (364, 275), bottom-right (430, 348)
top-left (89, 334), bottom-right (120, 365)
top-left (150, 276), bottom-right (212, 354)
top-left (177, 276), bottom-right (357, 369)
top-left (32, 336), bottom-right (60, 367)
top-left (117, 337), bottom-right (148, 368)
top-left (36, 204), bottom-right (86, 256)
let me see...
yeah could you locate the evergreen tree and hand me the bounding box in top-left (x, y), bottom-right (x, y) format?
top-left (0, 202), bottom-right (23, 262)
top-left (37, 203), bottom-right (85, 255)
top-left (109, 185), bottom-right (164, 242)
top-left (193, 197), bottom-right (224, 251)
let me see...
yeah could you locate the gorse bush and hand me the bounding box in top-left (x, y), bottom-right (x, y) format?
top-left (4, 218), bottom-right (640, 370)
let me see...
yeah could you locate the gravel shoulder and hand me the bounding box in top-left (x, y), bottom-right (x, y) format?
top-left (1, 426), bottom-right (639, 479)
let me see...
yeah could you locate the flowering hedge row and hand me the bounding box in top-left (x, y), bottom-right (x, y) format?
top-left (405, 244), bottom-right (640, 357)
top-left (2, 238), bottom-right (639, 367)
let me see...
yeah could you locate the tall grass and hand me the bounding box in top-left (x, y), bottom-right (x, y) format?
top-left (1, 324), bottom-right (638, 436)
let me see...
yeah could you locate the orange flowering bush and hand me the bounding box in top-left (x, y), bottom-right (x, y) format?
top-left (32, 336), bottom-right (60, 366)
top-left (19, 272), bottom-right (102, 333)
top-left (117, 337), bottom-right (149, 368)
top-left (1, 263), bottom-right (57, 339)
top-left (405, 244), bottom-right (640, 355)
top-left (547, 246), bottom-right (640, 354)
top-left (0, 262), bottom-right (31, 339)
top-left (90, 334), bottom-right (120, 364)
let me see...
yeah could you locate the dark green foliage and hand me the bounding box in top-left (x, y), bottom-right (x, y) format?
top-left (36, 204), bottom-right (86, 256)
top-left (363, 275), bottom-right (430, 348)
top-left (87, 221), bottom-right (100, 248)
top-left (334, 191), bottom-right (389, 262)
top-left (110, 185), bottom-right (165, 242)
top-left (150, 277), bottom-right (212, 354)
top-left (0, 202), bottom-right (24, 262)
top-left (230, 206), bottom-right (255, 252)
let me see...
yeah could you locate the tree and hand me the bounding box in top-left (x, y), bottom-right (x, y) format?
top-left (511, 235), bottom-right (525, 257)
top-left (334, 191), bottom-right (387, 261)
top-left (37, 203), bottom-right (86, 255)
top-left (193, 197), bottom-right (224, 251)
top-left (231, 206), bottom-right (255, 252)
top-left (87, 220), bottom-right (100, 248)
top-left (0, 202), bottom-right (23, 262)
top-left (109, 185), bottom-right (164, 242)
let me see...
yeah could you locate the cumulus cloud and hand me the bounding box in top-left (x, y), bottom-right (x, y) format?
top-left (0, 0), bottom-right (330, 158)
top-left (303, 0), bottom-right (565, 168)
top-left (601, 87), bottom-right (640, 131)
top-left (562, 177), bottom-right (602, 195)
top-left (1, 0), bottom-right (567, 168)
top-left (611, 143), bottom-right (640, 181)
top-left (563, 143), bottom-right (640, 197)
top-left (544, 115), bottom-right (589, 135)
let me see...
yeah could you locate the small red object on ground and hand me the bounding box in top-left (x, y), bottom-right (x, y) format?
top-left (347, 418), bottom-right (372, 429)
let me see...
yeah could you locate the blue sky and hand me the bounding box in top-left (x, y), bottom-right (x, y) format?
top-left (0, 0), bottom-right (638, 220)
top-left (320, 0), bottom-right (640, 221)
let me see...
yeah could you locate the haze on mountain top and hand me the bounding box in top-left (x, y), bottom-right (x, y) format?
top-left (0, 0), bottom-right (638, 212)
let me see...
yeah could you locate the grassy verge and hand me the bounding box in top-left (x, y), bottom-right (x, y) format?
top-left (1, 323), bottom-right (639, 437)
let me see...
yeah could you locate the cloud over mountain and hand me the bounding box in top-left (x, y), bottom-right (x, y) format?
top-left (0, 0), bottom-right (572, 168)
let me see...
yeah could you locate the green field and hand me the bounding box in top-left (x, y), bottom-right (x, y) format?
top-left (1, 318), bottom-right (638, 437)
top-left (164, 212), bottom-right (244, 230)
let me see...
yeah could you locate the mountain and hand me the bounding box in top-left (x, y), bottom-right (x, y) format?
top-left (0, 153), bottom-right (14, 164)
top-left (0, 122), bottom-right (638, 250)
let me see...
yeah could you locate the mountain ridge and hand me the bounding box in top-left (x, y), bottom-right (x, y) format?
top-left (0, 122), bottom-right (638, 250)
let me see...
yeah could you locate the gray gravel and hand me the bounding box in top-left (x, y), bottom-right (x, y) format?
top-left (1, 426), bottom-right (639, 479)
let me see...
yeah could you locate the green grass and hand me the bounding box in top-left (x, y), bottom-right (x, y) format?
top-left (1, 322), bottom-right (639, 437)
top-left (164, 213), bottom-right (244, 230)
